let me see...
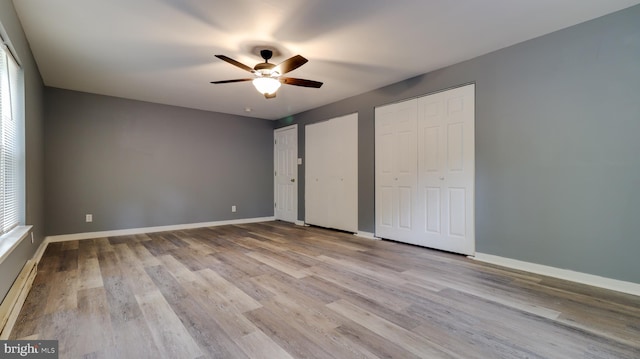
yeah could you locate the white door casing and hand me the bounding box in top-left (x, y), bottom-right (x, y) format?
top-left (274, 125), bottom-right (298, 223)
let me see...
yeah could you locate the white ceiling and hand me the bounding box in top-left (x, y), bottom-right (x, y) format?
top-left (13, 0), bottom-right (640, 120)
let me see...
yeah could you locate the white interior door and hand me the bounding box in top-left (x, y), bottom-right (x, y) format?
top-left (375, 99), bottom-right (418, 243)
top-left (418, 84), bottom-right (475, 255)
top-left (274, 125), bottom-right (298, 223)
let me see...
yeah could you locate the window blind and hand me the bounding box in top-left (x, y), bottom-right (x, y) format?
top-left (0, 44), bottom-right (20, 234)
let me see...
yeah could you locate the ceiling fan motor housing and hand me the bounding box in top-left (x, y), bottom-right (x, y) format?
top-left (255, 49), bottom-right (276, 73)
top-left (254, 62), bottom-right (276, 72)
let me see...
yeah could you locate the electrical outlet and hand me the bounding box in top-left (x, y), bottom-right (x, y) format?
top-left (231, 205), bottom-right (237, 213)
top-left (86, 214), bottom-right (93, 222)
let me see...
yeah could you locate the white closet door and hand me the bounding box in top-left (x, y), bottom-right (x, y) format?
top-left (305, 113), bottom-right (358, 233)
top-left (375, 84), bottom-right (475, 255)
top-left (328, 113), bottom-right (358, 232)
top-left (375, 99), bottom-right (418, 243)
top-left (418, 84), bottom-right (475, 255)
top-left (305, 121), bottom-right (329, 227)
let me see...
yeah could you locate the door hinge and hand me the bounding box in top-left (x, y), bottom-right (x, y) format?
top-left (274, 171), bottom-right (277, 176)
top-left (274, 202), bottom-right (277, 208)
top-left (274, 139), bottom-right (277, 145)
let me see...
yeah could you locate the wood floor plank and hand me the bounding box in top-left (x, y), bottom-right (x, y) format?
top-left (195, 268), bottom-right (262, 313)
top-left (252, 272), bottom-right (339, 305)
top-left (237, 330), bottom-right (295, 359)
top-left (305, 274), bottom-right (424, 331)
top-left (157, 254), bottom-right (199, 283)
top-left (211, 249), bottom-right (281, 278)
top-left (74, 287), bottom-right (113, 357)
top-left (262, 293), bottom-right (342, 331)
top-left (181, 277), bottom-right (259, 340)
top-left (317, 254), bottom-right (407, 286)
top-left (334, 321), bottom-right (422, 359)
top-left (302, 264), bottom-right (414, 310)
top-left (126, 241), bottom-right (161, 267)
top-left (177, 235), bottom-right (217, 255)
top-left (244, 305), bottom-right (338, 359)
top-left (43, 269), bottom-right (78, 314)
top-left (77, 254), bottom-right (103, 290)
top-left (145, 264), bottom-right (249, 358)
top-left (110, 244), bottom-right (160, 299)
top-left (57, 248), bottom-right (78, 272)
top-left (245, 251), bottom-right (308, 279)
top-left (101, 274), bottom-right (162, 358)
top-left (135, 289), bottom-right (203, 359)
top-left (234, 236), bottom-right (289, 253)
top-left (409, 269), bottom-right (563, 319)
top-left (327, 299), bottom-right (458, 358)
top-left (9, 221), bottom-right (640, 358)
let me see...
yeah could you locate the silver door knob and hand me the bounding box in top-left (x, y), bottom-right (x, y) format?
top-left (290, 178), bottom-right (295, 182)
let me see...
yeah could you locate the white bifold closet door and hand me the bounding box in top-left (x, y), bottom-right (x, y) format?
top-left (305, 113), bottom-right (358, 233)
top-left (375, 84), bottom-right (475, 255)
top-left (375, 99), bottom-right (419, 244)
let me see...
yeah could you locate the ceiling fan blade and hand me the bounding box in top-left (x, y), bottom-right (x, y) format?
top-left (264, 93), bottom-right (277, 99)
top-left (281, 77), bottom-right (323, 88)
top-left (214, 55), bottom-right (255, 73)
top-left (210, 78), bottom-right (253, 84)
top-left (274, 55), bottom-right (308, 74)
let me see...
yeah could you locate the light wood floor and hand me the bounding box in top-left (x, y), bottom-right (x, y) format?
top-left (10, 221), bottom-right (640, 358)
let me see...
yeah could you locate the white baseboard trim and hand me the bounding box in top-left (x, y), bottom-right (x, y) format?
top-left (45, 216), bottom-right (276, 243)
top-left (295, 220), bottom-right (305, 226)
top-left (471, 252), bottom-right (640, 297)
top-left (355, 231), bottom-right (379, 240)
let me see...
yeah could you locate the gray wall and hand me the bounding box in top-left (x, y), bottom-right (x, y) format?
top-left (45, 88), bottom-right (274, 235)
top-left (0, 0), bottom-right (45, 302)
top-left (276, 5), bottom-right (640, 284)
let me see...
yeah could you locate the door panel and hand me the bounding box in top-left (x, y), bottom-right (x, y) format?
top-left (305, 113), bottom-right (358, 232)
top-left (425, 187), bottom-right (441, 234)
top-left (375, 99), bottom-right (418, 241)
top-left (447, 122), bottom-right (464, 172)
top-left (398, 186), bottom-right (413, 230)
top-left (418, 84), bottom-right (475, 255)
top-left (379, 187), bottom-right (394, 228)
top-left (448, 187), bottom-right (466, 237)
top-left (305, 121), bottom-right (329, 227)
top-left (423, 126), bottom-right (440, 173)
top-left (329, 114), bottom-right (358, 232)
top-left (274, 125), bottom-right (298, 223)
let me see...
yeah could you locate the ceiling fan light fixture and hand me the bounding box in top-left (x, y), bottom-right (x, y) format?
top-left (252, 77), bottom-right (281, 95)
